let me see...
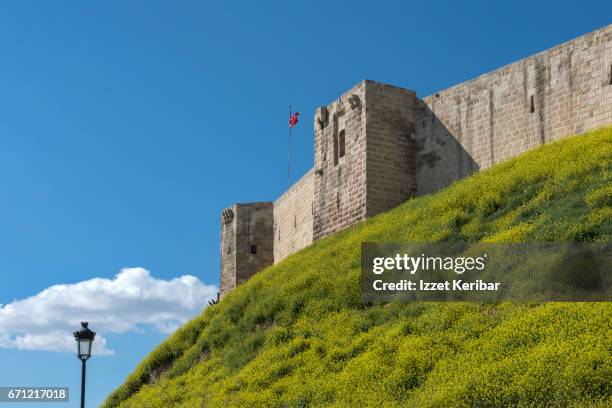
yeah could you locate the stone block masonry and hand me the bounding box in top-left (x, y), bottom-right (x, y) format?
top-left (219, 24), bottom-right (612, 297)
top-left (274, 169), bottom-right (314, 263)
top-left (416, 24), bottom-right (612, 194)
top-left (313, 81), bottom-right (417, 240)
top-left (312, 81), bottom-right (369, 240)
top-left (364, 82), bottom-right (418, 217)
top-left (219, 203), bottom-right (274, 298)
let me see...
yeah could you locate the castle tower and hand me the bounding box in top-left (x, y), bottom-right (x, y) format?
top-left (219, 81), bottom-right (418, 297)
top-left (312, 80), bottom-right (418, 240)
top-left (219, 202), bottom-right (274, 298)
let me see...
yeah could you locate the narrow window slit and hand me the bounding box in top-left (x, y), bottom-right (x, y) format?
top-left (250, 245), bottom-right (257, 254)
top-left (530, 95), bottom-right (535, 113)
top-left (333, 132), bottom-right (339, 166)
top-left (334, 115), bottom-right (346, 166)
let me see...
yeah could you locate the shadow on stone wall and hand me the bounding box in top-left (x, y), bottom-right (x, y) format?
top-left (415, 101), bottom-right (480, 195)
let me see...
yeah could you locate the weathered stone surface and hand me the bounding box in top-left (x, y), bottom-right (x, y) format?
top-left (416, 24), bottom-right (612, 194)
top-left (365, 81), bottom-right (418, 218)
top-left (219, 202), bottom-right (274, 299)
top-left (219, 24), bottom-right (612, 296)
top-left (312, 80), bottom-right (417, 239)
top-left (312, 82), bottom-right (368, 240)
top-left (274, 169), bottom-right (314, 263)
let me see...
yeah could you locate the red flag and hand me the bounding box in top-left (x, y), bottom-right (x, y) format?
top-left (289, 112), bottom-right (299, 128)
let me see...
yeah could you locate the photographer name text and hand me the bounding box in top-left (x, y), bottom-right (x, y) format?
top-left (372, 279), bottom-right (501, 291)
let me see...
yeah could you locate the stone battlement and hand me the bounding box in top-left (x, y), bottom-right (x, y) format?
top-left (219, 24), bottom-right (612, 298)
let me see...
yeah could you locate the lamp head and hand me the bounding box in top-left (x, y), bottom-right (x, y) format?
top-left (73, 322), bottom-right (96, 361)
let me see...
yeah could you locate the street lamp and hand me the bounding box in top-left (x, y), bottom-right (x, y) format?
top-left (74, 322), bottom-right (95, 408)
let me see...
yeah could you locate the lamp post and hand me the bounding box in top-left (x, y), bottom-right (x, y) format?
top-left (73, 322), bottom-right (95, 408)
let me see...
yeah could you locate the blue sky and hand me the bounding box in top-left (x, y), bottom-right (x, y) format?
top-left (0, 1), bottom-right (609, 406)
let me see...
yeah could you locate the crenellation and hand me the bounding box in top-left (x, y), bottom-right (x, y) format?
top-left (218, 24), bottom-right (612, 296)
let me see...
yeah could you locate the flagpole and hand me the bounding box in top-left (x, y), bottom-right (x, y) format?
top-left (288, 105), bottom-right (292, 181)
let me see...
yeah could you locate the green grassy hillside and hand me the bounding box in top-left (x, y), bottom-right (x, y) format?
top-left (104, 127), bottom-right (612, 408)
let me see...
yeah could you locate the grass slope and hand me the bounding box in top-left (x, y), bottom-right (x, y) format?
top-left (104, 127), bottom-right (612, 408)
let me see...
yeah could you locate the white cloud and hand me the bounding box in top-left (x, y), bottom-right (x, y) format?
top-left (0, 268), bottom-right (218, 355)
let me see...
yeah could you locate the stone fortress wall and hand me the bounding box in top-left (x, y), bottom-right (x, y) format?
top-left (416, 25), bottom-right (612, 194)
top-left (219, 24), bottom-right (612, 298)
top-left (273, 169), bottom-right (314, 263)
